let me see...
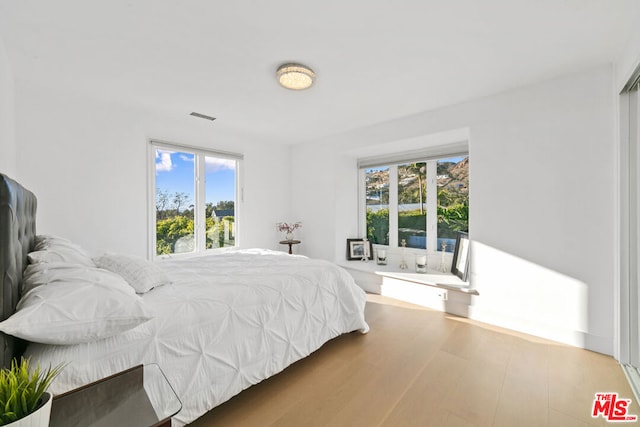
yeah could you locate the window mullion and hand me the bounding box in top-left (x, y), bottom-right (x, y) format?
top-left (148, 144), bottom-right (157, 259)
top-left (358, 169), bottom-right (367, 238)
top-left (195, 155), bottom-right (206, 252)
top-left (389, 165), bottom-right (399, 247)
top-left (426, 160), bottom-right (438, 253)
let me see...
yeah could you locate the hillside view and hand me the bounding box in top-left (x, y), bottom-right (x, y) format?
top-left (366, 157), bottom-right (469, 250)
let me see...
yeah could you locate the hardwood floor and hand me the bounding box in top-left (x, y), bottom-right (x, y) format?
top-left (190, 294), bottom-right (637, 426)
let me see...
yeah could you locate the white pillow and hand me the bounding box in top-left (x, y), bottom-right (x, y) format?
top-left (21, 262), bottom-right (100, 294)
top-left (93, 253), bottom-right (170, 293)
top-left (0, 267), bottom-right (152, 345)
top-left (34, 234), bottom-right (75, 250)
top-left (28, 238), bottom-right (95, 267)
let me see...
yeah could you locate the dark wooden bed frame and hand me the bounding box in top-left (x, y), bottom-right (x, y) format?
top-left (0, 173), bottom-right (37, 368)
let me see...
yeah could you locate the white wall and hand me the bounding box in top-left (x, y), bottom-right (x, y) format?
top-left (0, 36), bottom-right (16, 177)
top-left (616, 29), bottom-right (640, 92)
top-left (7, 52), bottom-right (618, 353)
top-left (292, 66), bottom-right (616, 354)
top-left (13, 81), bottom-right (291, 257)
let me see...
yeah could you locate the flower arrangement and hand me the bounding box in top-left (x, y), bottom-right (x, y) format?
top-left (276, 222), bottom-right (302, 234)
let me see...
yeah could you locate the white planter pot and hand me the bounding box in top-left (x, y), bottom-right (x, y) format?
top-left (6, 392), bottom-right (52, 427)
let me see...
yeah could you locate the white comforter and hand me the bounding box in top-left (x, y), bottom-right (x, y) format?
top-left (25, 249), bottom-right (369, 425)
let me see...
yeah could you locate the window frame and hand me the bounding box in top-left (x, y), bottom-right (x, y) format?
top-left (358, 151), bottom-right (468, 257)
top-left (148, 140), bottom-right (243, 259)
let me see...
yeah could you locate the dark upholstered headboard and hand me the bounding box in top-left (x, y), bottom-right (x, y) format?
top-left (0, 174), bottom-right (37, 368)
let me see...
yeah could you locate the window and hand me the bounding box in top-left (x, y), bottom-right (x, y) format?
top-left (437, 156), bottom-right (469, 252)
top-left (150, 141), bottom-right (241, 257)
top-left (365, 167), bottom-right (389, 245)
top-left (398, 162), bottom-right (427, 249)
top-left (361, 153), bottom-right (468, 254)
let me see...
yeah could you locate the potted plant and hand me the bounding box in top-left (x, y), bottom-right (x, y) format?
top-left (0, 357), bottom-right (63, 426)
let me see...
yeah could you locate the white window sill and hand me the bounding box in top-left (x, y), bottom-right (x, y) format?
top-left (337, 260), bottom-right (478, 295)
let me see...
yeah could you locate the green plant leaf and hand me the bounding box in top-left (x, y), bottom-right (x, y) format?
top-left (0, 357), bottom-right (64, 424)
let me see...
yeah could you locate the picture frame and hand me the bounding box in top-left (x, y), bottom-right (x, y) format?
top-left (346, 238), bottom-right (373, 260)
top-left (451, 231), bottom-right (470, 281)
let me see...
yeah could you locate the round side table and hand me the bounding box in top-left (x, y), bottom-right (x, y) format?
top-left (279, 239), bottom-right (301, 254)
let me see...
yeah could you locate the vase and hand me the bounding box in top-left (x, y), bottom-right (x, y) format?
top-left (415, 254), bottom-right (427, 273)
top-left (6, 392), bottom-right (52, 427)
top-left (286, 232), bottom-right (293, 241)
top-left (376, 249), bottom-right (387, 265)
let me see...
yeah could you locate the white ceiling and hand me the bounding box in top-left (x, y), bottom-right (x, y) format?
top-left (0, 0), bottom-right (637, 145)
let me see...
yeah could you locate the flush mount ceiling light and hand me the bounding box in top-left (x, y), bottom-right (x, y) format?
top-left (276, 63), bottom-right (316, 90)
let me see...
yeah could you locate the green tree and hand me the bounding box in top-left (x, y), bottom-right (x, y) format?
top-left (408, 163), bottom-right (426, 213)
top-left (156, 188), bottom-right (170, 220)
top-left (437, 202), bottom-right (469, 238)
top-left (366, 208), bottom-right (389, 245)
top-left (156, 215), bottom-right (194, 255)
top-left (205, 203), bottom-right (214, 218)
top-left (215, 200), bottom-right (235, 210)
top-left (172, 192), bottom-right (190, 214)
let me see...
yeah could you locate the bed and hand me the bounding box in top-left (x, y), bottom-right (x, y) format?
top-left (0, 174), bottom-right (369, 426)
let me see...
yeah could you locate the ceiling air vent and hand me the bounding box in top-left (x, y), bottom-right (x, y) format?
top-left (189, 112), bottom-right (216, 121)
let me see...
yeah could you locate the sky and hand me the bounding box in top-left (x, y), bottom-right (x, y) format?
top-left (155, 149), bottom-right (236, 207)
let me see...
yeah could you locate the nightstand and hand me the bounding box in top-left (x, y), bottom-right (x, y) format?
top-left (279, 239), bottom-right (301, 254)
top-left (50, 364), bottom-right (181, 427)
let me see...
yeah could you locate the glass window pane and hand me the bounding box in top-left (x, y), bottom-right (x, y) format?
top-left (365, 167), bottom-right (389, 245)
top-left (437, 156), bottom-right (469, 252)
top-left (155, 149), bottom-right (195, 255)
top-left (205, 156), bottom-right (236, 249)
top-left (398, 163), bottom-right (426, 249)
